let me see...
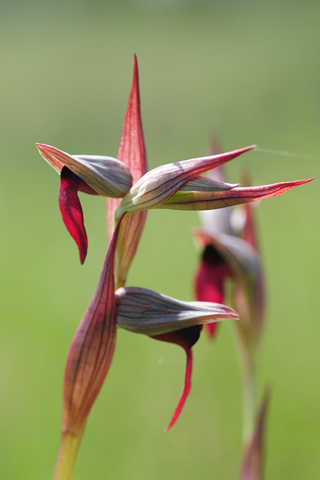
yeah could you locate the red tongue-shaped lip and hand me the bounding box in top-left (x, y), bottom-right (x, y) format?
top-left (152, 325), bottom-right (200, 432)
top-left (195, 245), bottom-right (230, 338)
top-left (59, 167), bottom-right (88, 264)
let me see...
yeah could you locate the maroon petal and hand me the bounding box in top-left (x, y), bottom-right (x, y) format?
top-left (59, 167), bottom-right (88, 264)
top-left (106, 54), bottom-right (148, 233)
top-left (152, 326), bottom-right (200, 432)
top-left (107, 55), bottom-right (148, 288)
top-left (62, 214), bottom-right (125, 434)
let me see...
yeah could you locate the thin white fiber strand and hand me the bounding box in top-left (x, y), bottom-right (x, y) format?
top-left (256, 147), bottom-right (319, 162)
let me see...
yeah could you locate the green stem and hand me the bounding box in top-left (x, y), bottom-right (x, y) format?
top-left (240, 358), bottom-right (255, 447)
top-left (233, 325), bottom-right (257, 447)
top-left (52, 430), bottom-right (84, 480)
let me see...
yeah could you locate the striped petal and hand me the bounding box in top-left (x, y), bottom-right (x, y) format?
top-left (115, 146), bottom-right (255, 218)
top-left (62, 215), bottom-right (124, 435)
top-left (36, 143), bottom-right (132, 197)
top-left (116, 286), bottom-right (238, 335)
top-left (106, 55), bottom-right (149, 288)
top-left (159, 178), bottom-right (313, 210)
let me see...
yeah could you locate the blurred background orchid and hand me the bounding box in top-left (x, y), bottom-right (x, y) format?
top-left (193, 161), bottom-right (268, 478)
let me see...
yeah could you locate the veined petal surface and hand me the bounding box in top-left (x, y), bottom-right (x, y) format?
top-left (159, 178), bottom-right (313, 210)
top-left (62, 215), bottom-right (124, 435)
top-left (36, 143), bottom-right (132, 197)
top-left (116, 286), bottom-right (238, 335)
top-left (107, 55), bottom-right (148, 288)
top-left (116, 146), bottom-right (255, 218)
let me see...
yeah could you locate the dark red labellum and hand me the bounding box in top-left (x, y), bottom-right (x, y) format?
top-left (152, 326), bottom-right (200, 432)
top-left (59, 167), bottom-right (88, 264)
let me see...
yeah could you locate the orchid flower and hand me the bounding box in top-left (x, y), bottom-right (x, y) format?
top-left (36, 144), bottom-right (132, 263)
top-left (116, 286), bottom-right (238, 431)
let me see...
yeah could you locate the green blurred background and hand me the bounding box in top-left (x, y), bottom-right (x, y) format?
top-left (1, 1), bottom-right (319, 478)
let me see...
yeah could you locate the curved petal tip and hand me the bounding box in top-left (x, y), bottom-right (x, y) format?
top-left (163, 348), bottom-right (193, 433)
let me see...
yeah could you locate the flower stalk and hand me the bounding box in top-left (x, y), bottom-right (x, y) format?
top-left (52, 429), bottom-right (84, 480)
top-left (237, 335), bottom-right (257, 446)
